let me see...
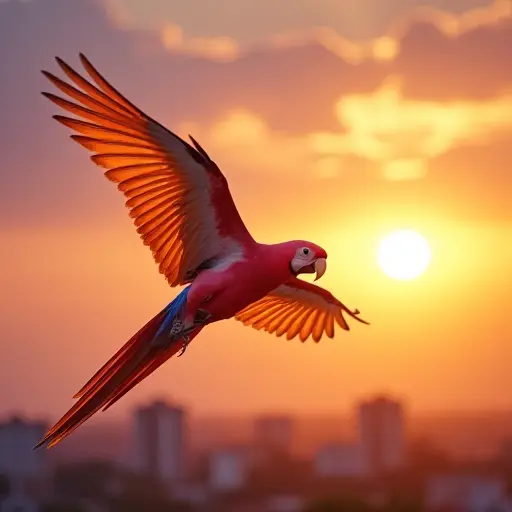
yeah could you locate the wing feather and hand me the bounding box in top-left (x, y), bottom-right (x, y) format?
top-left (42, 54), bottom-right (255, 287)
top-left (236, 277), bottom-right (368, 342)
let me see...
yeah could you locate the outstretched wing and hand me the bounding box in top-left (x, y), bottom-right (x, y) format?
top-left (41, 54), bottom-right (255, 287)
top-left (235, 277), bottom-right (368, 342)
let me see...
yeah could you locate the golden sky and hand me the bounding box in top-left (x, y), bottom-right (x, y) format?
top-left (0, 0), bottom-right (511, 422)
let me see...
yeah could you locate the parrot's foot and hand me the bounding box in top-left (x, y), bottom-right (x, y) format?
top-left (176, 309), bottom-right (212, 357)
top-left (169, 319), bottom-right (184, 337)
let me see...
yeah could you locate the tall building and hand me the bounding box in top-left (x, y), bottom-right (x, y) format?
top-left (0, 416), bottom-right (48, 478)
top-left (0, 416), bottom-right (49, 512)
top-left (356, 395), bottom-right (406, 475)
top-left (132, 399), bottom-right (188, 483)
top-left (254, 415), bottom-right (294, 455)
top-left (2, 477), bottom-right (40, 512)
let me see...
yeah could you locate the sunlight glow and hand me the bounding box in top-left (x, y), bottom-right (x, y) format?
top-left (378, 230), bottom-right (431, 280)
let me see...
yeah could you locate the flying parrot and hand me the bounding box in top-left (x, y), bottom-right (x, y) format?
top-left (34, 54), bottom-right (368, 450)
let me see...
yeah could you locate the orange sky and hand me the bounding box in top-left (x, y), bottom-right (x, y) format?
top-left (0, 0), bottom-right (511, 423)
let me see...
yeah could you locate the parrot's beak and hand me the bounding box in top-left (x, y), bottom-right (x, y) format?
top-left (314, 258), bottom-right (327, 281)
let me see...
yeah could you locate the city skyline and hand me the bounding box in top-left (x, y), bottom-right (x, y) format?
top-left (1, 393), bottom-right (511, 511)
top-left (2, 393), bottom-right (510, 467)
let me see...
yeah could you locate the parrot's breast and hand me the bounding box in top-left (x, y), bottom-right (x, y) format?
top-left (196, 257), bottom-right (286, 322)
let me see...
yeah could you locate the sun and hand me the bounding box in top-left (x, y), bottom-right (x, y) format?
top-left (377, 230), bottom-right (431, 280)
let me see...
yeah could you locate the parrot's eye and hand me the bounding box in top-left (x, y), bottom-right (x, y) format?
top-left (301, 247), bottom-right (310, 256)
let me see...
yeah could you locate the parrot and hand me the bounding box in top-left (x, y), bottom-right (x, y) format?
top-left (34, 54), bottom-right (369, 450)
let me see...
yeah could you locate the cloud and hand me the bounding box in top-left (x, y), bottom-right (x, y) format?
top-left (179, 110), bottom-right (315, 177)
top-left (392, 7), bottom-right (512, 100)
top-left (101, 0), bottom-right (512, 109)
top-left (101, 0), bottom-right (497, 43)
top-left (392, 0), bottom-right (511, 38)
top-left (309, 77), bottom-right (512, 180)
top-left (102, 0), bottom-right (511, 68)
top-left (0, 0), bottom-right (511, 229)
top-left (179, 78), bottom-right (512, 183)
top-left (160, 24), bottom-right (239, 62)
top-left (241, 0), bottom-right (511, 66)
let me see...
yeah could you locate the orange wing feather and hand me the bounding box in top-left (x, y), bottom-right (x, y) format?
top-left (41, 54), bottom-right (254, 287)
top-left (236, 277), bottom-right (368, 342)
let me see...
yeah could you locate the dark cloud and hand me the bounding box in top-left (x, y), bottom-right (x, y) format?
top-left (393, 17), bottom-right (512, 100)
top-left (99, 0), bottom-right (492, 42)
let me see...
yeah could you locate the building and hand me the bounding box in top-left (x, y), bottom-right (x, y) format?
top-left (314, 443), bottom-right (366, 478)
top-left (0, 415), bottom-right (49, 482)
top-left (253, 415), bottom-right (294, 455)
top-left (209, 446), bottom-right (249, 492)
top-left (426, 474), bottom-right (511, 512)
top-left (0, 416), bottom-right (50, 512)
top-left (132, 399), bottom-right (188, 483)
top-left (356, 395), bottom-right (406, 475)
top-left (0, 416), bottom-right (48, 478)
top-left (1, 477), bottom-right (40, 512)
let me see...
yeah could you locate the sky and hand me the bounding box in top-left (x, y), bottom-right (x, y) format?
top-left (0, 0), bottom-right (511, 425)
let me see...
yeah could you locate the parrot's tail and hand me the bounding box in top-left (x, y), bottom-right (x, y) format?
top-left (34, 286), bottom-right (201, 450)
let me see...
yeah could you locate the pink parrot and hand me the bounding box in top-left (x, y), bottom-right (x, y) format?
top-left (34, 54), bottom-right (368, 449)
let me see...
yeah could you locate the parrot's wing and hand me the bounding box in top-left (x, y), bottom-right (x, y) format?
top-left (235, 277), bottom-right (368, 342)
top-left (41, 54), bottom-right (255, 287)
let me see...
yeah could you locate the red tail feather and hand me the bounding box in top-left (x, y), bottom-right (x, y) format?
top-left (34, 308), bottom-right (201, 450)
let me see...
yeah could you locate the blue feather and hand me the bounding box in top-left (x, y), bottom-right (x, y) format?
top-left (154, 286), bottom-right (191, 340)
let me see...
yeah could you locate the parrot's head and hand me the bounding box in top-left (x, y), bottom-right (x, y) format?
top-left (288, 241), bottom-right (328, 281)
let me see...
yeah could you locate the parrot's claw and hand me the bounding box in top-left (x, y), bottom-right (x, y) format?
top-left (177, 334), bottom-right (191, 357)
top-left (175, 310), bottom-right (212, 357)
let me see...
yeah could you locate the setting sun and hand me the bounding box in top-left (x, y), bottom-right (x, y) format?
top-left (377, 230), bottom-right (431, 280)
